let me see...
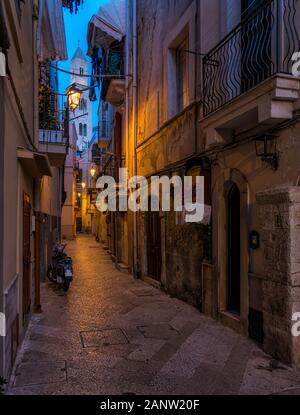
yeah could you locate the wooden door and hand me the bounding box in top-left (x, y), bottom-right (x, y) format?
top-left (23, 193), bottom-right (31, 317)
top-left (227, 184), bottom-right (241, 314)
top-left (146, 211), bottom-right (162, 282)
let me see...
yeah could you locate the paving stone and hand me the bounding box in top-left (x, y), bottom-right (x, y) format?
top-left (127, 338), bottom-right (166, 362)
top-left (14, 361), bottom-right (67, 387)
top-left (80, 329), bottom-right (129, 348)
top-left (130, 288), bottom-right (158, 297)
top-left (8, 235), bottom-right (300, 395)
top-left (138, 324), bottom-right (180, 340)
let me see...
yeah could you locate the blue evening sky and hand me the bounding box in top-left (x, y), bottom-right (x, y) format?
top-left (59, 0), bottom-right (110, 128)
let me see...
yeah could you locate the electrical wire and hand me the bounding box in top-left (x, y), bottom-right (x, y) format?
top-left (48, 63), bottom-right (131, 79)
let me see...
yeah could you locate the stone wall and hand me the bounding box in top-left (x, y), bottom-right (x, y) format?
top-left (257, 187), bottom-right (300, 366)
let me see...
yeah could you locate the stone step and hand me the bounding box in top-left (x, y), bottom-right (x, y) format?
top-left (116, 262), bottom-right (129, 274)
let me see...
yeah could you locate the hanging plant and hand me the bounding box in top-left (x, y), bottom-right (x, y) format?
top-left (62, 0), bottom-right (84, 14)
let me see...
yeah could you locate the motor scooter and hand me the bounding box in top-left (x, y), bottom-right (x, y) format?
top-left (47, 244), bottom-right (73, 292)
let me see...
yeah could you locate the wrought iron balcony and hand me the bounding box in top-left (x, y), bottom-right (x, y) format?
top-left (39, 129), bottom-right (66, 145)
top-left (203, 0), bottom-right (300, 117)
top-left (38, 129), bottom-right (67, 168)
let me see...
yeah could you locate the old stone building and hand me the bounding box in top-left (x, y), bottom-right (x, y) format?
top-left (88, 0), bottom-right (129, 271)
top-left (199, 0), bottom-right (300, 366)
top-left (133, 0), bottom-right (208, 305)
top-left (87, 0), bottom-right (300, 367)
top-left (133, 0), bottom-right (300, 366)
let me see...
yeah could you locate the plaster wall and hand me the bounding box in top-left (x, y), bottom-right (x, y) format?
top-left (1, 0), bottom-right (36, 378)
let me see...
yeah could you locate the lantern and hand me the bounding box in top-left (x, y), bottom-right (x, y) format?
top-left (255, 135), bottom-right (279, 171)
top-left (90, 166), bottom-right (96, 178)
top-left (66, 83), bottom-right (82, 112)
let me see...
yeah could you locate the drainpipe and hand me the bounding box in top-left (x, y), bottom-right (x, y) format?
top-left (0, 76), bottom-right (5, 378)
top-left (132, 0), bottom-right (139, 278)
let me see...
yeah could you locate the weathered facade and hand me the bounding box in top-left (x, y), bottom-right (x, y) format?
top-left (200, 0), bottom-right (300, 366)
top-left (88, 0), bottom-right (129, 272)
top-left (88, 0), bottom-right (300, 367)
top-left (0, 0), bottom-right (68, 379)
top-left (134, 0), bottom-right (207, 302)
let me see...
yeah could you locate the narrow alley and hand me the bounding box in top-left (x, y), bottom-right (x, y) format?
top-left (8, 236), bottom-right (300, 396)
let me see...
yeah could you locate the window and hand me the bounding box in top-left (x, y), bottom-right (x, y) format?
top-left (166, 30), bottom-right (190, 118)
top-left (79, 98), bottom-right (87, 112)
top-left (79, 123), bottom-right (83, 136)
top-left (176, 37), bottom-right (189, 113)
top-left (80, 67), bottom-right (84, 75)
top-left (84, 124), bottom-right (87, 137)
top-left (164, 2), bottom-right (196, 120)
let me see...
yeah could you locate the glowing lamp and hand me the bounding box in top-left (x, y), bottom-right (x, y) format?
top-left (90, 166), bottom-right (96, 178)
top-left (66, 83), bottom-right (82, 111)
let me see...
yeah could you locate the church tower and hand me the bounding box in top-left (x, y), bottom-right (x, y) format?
top-left (68, 46), bottom-right (92, 152)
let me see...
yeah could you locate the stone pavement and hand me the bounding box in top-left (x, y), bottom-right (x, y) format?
top-left (8, 236), bottom-right (300, 395)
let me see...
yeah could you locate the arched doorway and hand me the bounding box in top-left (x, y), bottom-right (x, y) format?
top-left (227, 183), bottom-right (241, 314)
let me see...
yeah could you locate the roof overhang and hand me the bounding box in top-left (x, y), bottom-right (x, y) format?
top-left (105, 79), bottom-right (125, 107)
top-left (37, 0), bottom-right (68, 62)
top-left (38, 144), bottom-right (67, 168)
top-left (17, 149), bottom-right (52, 178)
top-left (87, 0), bottom-right (126, 53)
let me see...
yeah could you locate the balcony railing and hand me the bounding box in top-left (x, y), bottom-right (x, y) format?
top-left (39, 129), bottom-right (66, 145)
top-left (203, 0), bottom-right (300, 116)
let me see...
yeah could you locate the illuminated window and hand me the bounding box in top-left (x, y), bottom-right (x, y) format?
top-left (176, 37), bottom-right (189, 112)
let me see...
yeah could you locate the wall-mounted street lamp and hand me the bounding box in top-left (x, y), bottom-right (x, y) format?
top-left (66, 83), bottom-right (82, 112)
top-left (90, 166), bottom-right (96, 178)
top-left (81, 182), bottom-right (86, 190)
top-left (255, 135), bottom-right (279, 171)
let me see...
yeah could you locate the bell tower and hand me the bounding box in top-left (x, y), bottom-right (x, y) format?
top-left (68, 45), bottom-right (92, 151)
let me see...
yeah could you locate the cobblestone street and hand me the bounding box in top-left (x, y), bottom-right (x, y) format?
top-left (8, 236), bottom-right (300, 395)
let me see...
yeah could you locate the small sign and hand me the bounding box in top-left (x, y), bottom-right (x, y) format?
top-left (249, 230), bottom-right (260, 250)
top-left (0, 312), bottom-right (5, 337)
top-left (0, 51), bottom-right (6, 77)
top-left (32, 215), bottom-right (36, 233)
